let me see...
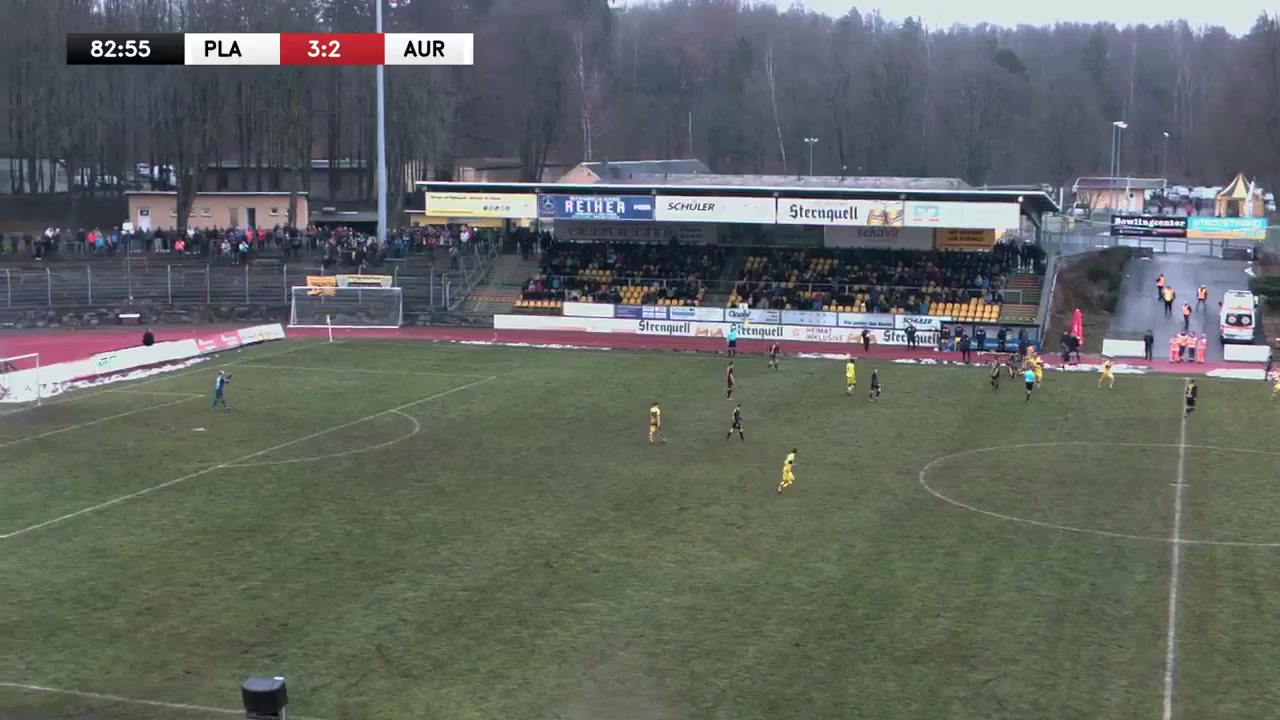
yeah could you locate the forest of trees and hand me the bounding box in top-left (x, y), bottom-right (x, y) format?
top-left (2, 0), bottom-right (1279, 228)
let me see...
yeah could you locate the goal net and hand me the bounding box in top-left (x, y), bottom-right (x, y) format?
top-left (289, 286), bottom-right (404, 329)
top-left (0, 353), bottom-right (42, 406)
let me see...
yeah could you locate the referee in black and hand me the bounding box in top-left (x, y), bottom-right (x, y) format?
top-left (1184, 380), bottom-right (1198, 418)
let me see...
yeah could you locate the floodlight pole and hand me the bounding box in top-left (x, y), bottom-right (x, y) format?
top-left (803, 137), bottom-right (818, 176)
top-left (375, 0), bottom-right (388, 248)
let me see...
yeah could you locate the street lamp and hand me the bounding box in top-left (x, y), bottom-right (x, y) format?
top-left (1162, 131), bottom-right (1170, 179)
top-left (1110, 121), bottom-right (1128, 179)
top-left (803, 137), bottom-right (818, 176)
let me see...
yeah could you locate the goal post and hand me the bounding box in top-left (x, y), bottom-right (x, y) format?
top-left (289, 286), bottom-right (404, 329)
top-left (0, 353), bottom-right (42, 406)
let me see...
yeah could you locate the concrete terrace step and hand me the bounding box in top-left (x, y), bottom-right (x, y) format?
top-left (999, 303), bottom-right (1039, 323)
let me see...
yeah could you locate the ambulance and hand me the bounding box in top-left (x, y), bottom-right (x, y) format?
top-left (1219, 290), bottom-right (1258, 344)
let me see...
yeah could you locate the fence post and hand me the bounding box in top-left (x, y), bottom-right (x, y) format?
top-left (205, 266), bottom-right (211, 304)
top-left (3, 269), bottom-right (9, 308)
top-left (282, 266), bottom-right (289, 303)
top-left (46, 268), bottom-right (52, 306)
top-left (166, 265), bottom-right (173, 304)
top-left (244, 265), bottom-right (250, 304)
top-left (429, 273), bottom-right (434, 306)
top-left (87, 266), bottom-right (93, 305)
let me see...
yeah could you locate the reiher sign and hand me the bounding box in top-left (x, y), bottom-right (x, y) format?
top-left (539, 194), bottom-right (655, 221)
top-left (904, 201), bottom-right (1020, 230)
top-left (1186, 217), bottom-right (1268, 241)
top-left (424, 192), bottom-right (537, 219)
top-left (776, 198), bottom-right (904, 226)
top-left (655, 195), bottom-right (777, 224)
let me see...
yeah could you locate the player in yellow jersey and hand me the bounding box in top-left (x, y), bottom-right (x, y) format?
top-left (845, 357), bottom-right (856, 395)
top-left (1032, 354), bottom-right (1043, 387)
top-left (1098, 358), bottom-right (1115, 389)
top-left (648, 402), bottom-right (666, 444)
top-left (777, 448), bottom-right (797, 494)
top-left (1271, 373), bottom-right (1280, 399)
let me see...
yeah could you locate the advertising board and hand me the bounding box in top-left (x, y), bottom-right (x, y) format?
top-left (782, 310), bottom-right (839, 326)
top-left (836, 313), bottom-right (895, 329)
top-left (337, 274), bottom-right (393, 288)
top-left (935, 229), bottom-right (997, 250)
top-left (560, 222), bottom-right (711, 243)
top-left (776, 198), bottom-right (905, 226)
top-left (824, 225), bottom-right (934, 250)
top-left (494, 314), bottom-right (940, 346)
top-left (654, 196), bottom-right (777, 224)
top-left (895, 315), bottom-right (944, 331)
top-left (725, 307), bottom-right (782, 324)
top-left (1186, 217), bottom-right (1268, 241)
top-left (424, 192), bottom-right (537, 219)
top-left (1109, 214), bottom-right (1187, 238)
top-left (904, 201), bottom-right (1020, 230)
top-left (306, 275), bottom-right (336, 296)
top-left (668, 306), bottom-right (727, 322)
top-left (613, 305), bottom-right (667, 320)
top-left (539, 194), bottom-right (655, 221)
top-left (563, 301), bottom-right (615, 319)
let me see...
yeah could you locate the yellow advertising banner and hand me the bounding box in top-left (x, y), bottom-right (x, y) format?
top-left (423, 192), bottom-right (538, 219)
top-left (935, 229), bottom-right (996, 250)
top-left (306, 275), bottom-right (337, 296)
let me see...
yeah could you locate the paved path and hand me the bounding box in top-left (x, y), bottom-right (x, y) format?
top-left (1109, 253), bottom-right (1254, 362)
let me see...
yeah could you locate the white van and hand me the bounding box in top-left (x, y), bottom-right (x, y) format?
top-left (1219, 290), bottom-right (1258, 344)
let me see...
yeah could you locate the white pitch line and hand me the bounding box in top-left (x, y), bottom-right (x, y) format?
top-left (1163, 381), bottom-right (1190, 720)
top-left (103, 388), bottom-right (203, 398)
top-left (234, 363), bottom-right (491, 378)
top-left (0, 681), bottom-right (329, 720)
top-left (226, 409), bottom-right (422, 468)
top-left (0, 375), bottom-right (497, 540)
top-left (0, 395), bottom-right (199, 450)
top-left (0, 339), bottom-right (330, 417)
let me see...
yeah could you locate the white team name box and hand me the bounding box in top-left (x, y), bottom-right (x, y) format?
top-left (185, 33), bottom-right (280, 66)
top-left (383, 33), bottom-right (474, 65)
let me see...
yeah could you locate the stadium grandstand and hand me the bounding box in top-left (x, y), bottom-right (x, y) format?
top-left (418, 174), bottom-right (1056, 335)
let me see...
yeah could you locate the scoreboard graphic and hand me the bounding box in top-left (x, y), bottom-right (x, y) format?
top-left (66, 32), bottom-right (473, 66)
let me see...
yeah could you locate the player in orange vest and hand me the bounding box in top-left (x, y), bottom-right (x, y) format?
top-left (1197, 333), bottom-right (1208, 363)
top-left (1156, 273), bottom-right (1166, 301)
top-left (1196, 286), bottom-right (1208, 310)
top-left (1169, 335), bottom-right (1179, 362)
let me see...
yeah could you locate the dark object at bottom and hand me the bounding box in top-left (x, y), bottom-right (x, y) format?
top-left (242, 676), bottom-right (288, 719)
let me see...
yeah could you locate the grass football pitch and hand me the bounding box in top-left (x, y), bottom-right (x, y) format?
top-left (4, 339), bottom-right (1280, 720)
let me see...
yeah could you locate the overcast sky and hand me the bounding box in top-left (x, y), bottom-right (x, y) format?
top-left (766, 0), bottom-right (1269, 36)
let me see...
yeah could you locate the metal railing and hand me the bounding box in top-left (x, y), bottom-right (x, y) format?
top-left (1041, 231), bottom-right (1263, 258)
top-left (0, 239), bottom-right (499, 311)
top-left (527, 273), bottom-right (1027, 306)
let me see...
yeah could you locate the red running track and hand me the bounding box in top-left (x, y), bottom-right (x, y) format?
top-left (0, 324), bottom-right (1265, 377)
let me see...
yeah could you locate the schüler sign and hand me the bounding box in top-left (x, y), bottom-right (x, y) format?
top-left (538, 194), bottom-right (654, 221)
top-left (654, 196), bottom-right (777, 224)
top-left (776, 198), bottom-right (905, 226)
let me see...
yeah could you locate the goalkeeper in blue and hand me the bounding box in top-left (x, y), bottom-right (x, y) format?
top-left (212, 370), bottom-right (231, 410)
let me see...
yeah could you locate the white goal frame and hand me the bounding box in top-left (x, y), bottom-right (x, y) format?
top-left (288, 286), bottom-right (404, 330)
top-left (0, 352), bottom-right (42, 406)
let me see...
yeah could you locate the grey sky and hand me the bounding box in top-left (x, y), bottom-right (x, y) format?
top-left (772, 0), bottom-right (1270, 35)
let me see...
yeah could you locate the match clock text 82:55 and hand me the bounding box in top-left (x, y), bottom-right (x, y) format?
top-left (66, 34), bottom-right (186, 65)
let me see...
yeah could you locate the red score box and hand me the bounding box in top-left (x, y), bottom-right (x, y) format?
top-left (279, 33), bottom-right (384, 65)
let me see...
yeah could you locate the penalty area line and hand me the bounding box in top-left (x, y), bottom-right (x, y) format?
top-left (0, 681), bottom-right (329, 720)
top-left (0, 375), bottom-right (498, 541)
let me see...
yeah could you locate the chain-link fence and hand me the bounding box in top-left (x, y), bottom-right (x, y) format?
top-left (1041, 231), bottom-right (1262, 259)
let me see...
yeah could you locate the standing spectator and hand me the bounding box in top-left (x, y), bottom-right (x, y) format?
top-left (959, 332), bottom-right (972, 364)
top-left (975, 326), bottom-right (987, 353)
top-left (996, 326), bottom-right (1009, 353)
top-left (905, 322), bottom-right (917, 350)
top-left (860, 328), bottom-right (871, 353)
top-left (1143, 329), bottom-right (1155, 360)
top-left (1182, 302), bottom-right (1193, 330)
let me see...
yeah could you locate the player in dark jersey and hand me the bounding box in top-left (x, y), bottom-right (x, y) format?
top-left (767, 342), bottom-right (780, 370)
top-left (725, 362), bottom-right (736, 399)
top-left (867, 368), bottom-right (881, 401)
top-left (989, 359), bottom-right (1002, 389)
top-left (726, 403), bottom-right (744, 441)
top-left (1184, 380), bottom-right (1197, 418)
